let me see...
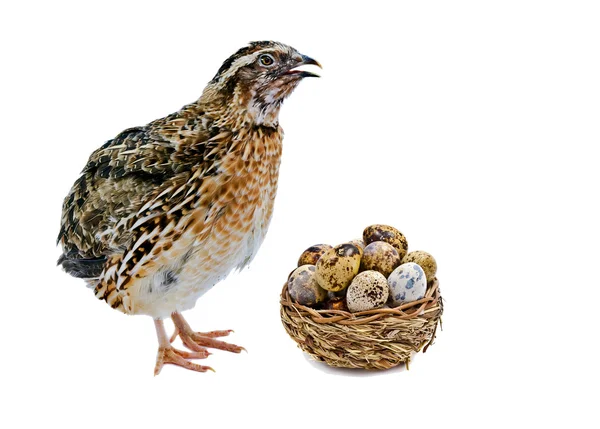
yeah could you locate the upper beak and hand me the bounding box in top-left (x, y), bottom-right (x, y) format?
top-left (285, 54), bottom-right (322, 78)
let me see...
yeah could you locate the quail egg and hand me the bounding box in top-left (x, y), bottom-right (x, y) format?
top-left (288, 265), bottom-right (327, 306)
top-left (315, 243), bottom-right (362, 292)
top-left (363, 224), bottom-right (408, 260)
top-left (360, 241), bottom-right (401, 277)
top-left (297, 244), bottom-right (333, 267)
top-left (348, 239), bottom-right (365, 257)
top-left (387, 262), bottom-right (427, 306)
top-left (346, 271), bottom-right (389, 313)
top-left (402, 250), bottom-right (437, 281)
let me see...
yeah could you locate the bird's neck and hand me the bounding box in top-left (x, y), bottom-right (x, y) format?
top-left (245, 101), bottom-right (282, 128)
top-left (197, 86), bottom-right (282, 129)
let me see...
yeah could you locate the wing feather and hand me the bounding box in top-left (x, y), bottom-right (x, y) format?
top-left (57, 104), bottom-right (222, 279)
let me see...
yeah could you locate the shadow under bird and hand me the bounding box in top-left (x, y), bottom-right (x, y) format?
top-left (57, 41), bottom-right (320, 374)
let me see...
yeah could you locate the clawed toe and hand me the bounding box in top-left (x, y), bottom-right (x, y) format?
top-left (154, 346), bottom-right (214, 376)
top-left (154, 318), bottom-right (212, 376)
top-left (171, 312), bottom-right (245, 355)
top-left (187, 334), bottom-right (245, 353)
top-left (172, 347), bottom-right (210, 359)
top-left (170, 327), bottom-right (233, 343)
top-left (154, 312), bottom-right (244, 375)
top-left (200, 329), bottom-right (234, 338)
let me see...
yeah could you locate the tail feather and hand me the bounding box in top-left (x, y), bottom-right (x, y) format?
top-left (58, 254), bottom-right (107, 279)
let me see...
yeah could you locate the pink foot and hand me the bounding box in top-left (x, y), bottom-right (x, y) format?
top-left (171, 312), bottom-right (245, 354)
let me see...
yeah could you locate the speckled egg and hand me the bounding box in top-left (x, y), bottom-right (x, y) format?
top-left (402, 250), bottom-right (437, 281)
top-left (297, 244), bottom-right (333, 267)
top-left (363, 224), bottom-right (408, 260)
top-left (346, 271), bottom-right (389, 313)
top-left (387, 262), bottom-right (427, 306)
top-left (315, 243), bottom-right (362, 292)
top-left (288, 265), bottom-right (327, 306)
top-left (360, 241), bottom-right (401, 277)
top-left (348, 239), bottom-right (365, 257)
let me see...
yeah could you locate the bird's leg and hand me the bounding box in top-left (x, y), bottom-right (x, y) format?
top-left (171, 312), bottom-right (245, 354)
top-left (153, 318), bottom-right (213, 376)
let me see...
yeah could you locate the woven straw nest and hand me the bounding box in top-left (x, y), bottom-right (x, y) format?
top-left (280, 278), bottom-right (443, 370)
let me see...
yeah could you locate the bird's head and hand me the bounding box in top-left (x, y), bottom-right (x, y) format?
top-left (202, 41), bottom-right (321, 127)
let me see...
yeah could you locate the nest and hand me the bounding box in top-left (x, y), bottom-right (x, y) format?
top-left (280, 278), bottom-right (443, 370)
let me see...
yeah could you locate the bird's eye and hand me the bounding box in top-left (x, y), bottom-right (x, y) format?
top-left (259, 54), bottom-right (275, 66)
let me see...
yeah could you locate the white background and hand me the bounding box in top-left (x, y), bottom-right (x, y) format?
top-left (1, 1), bottom-right (598, 428)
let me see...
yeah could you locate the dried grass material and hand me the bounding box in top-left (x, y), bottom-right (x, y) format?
top-left (280, 278), bottom-right (443, 370)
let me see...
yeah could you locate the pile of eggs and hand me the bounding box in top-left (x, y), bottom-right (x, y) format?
top-left (287, 224), bottom-right (437, 313)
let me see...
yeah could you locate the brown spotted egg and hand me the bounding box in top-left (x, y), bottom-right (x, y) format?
top-left (348, 239), bottom-right (365, 257)
top-left (346, 271), bottom-right (389, 312)
top-left (360, 241), bottom-right (401, 277)
top-left (315, 243), bottom-right (362, 292)
top-left (363, 224), bottom-right (408, 260)
top-left (297, 244), bottom-right (333, 267)
top-left (288, 265), bottom-right (327, 306)
top-left (402, 250), bottom-right (437, 281)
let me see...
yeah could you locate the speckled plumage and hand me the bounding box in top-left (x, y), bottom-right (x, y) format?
top-left (57, 41), bottom-right (319, 374)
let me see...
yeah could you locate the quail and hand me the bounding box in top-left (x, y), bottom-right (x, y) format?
top-left (57, 41), bottom-right (320, 375)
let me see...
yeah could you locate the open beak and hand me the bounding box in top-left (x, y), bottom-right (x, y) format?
top-left (284, 54), bottom-right (322, 78)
